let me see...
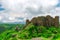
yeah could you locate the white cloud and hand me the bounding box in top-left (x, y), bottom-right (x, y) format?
top-left (9, 17), bottom-right (15, 20)
top-left (0, 16), bottom-right (2, 20)
top-left (0, 0), bottom-right (59, 23)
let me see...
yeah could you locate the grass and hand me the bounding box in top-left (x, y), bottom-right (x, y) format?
top-left (0, 23), bottom-right (60, 40)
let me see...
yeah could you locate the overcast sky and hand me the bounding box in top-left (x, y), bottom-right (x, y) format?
top-left (0, 0), bottom-right (60, 23)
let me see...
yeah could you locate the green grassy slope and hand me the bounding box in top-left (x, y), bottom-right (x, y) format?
top-left (0, 24), bottom-right (24, 33)
top-left (0, 23), bottom-right (60, 40)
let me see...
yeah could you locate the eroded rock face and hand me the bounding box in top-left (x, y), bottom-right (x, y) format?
top-left (26, 15), bottom-right (59, 27)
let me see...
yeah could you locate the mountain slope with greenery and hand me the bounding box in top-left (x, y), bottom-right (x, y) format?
top-left (0, 24), bottom-right (24, 33)
top-left (0, 23), bottom-right (60, 40)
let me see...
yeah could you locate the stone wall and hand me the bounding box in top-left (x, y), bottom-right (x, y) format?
top-left (26, 19), bottom-right (30, 25)
top-left (26, 15), bottom-right (59, 27)
top-left (54, 16), bottom-right (59, 27)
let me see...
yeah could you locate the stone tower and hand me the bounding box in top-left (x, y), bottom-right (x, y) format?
top-left (54, 16), bottom-right (59, 27)
top-left (26, 19), bottom-right (30, 25)
top-left (46, 15), bottom-right (53, 27)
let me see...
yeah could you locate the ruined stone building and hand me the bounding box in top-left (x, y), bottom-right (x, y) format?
top-left (26, 15), bottom-right (59, 27)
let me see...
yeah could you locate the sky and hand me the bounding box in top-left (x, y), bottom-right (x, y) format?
top-left (0, 0), bottom-right (60, 23)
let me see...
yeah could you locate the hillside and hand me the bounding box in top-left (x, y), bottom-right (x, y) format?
top-left (0, 15), bottom-right (59, 40)
top-left (0, 24), bottom-right (24, 34)
top-left (0, 23), bottom-right (60, 40)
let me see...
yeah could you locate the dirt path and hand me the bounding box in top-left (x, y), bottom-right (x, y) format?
top-left (32, 38), bottom-right (43, 40)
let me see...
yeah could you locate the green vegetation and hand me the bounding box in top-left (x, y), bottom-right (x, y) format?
top-left (0, 24), bottom-right (24, 33)
top-left (0, 23), bottom-right (60, 40)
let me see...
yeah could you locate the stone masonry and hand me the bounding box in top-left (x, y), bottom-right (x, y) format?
top-left (26, 15), bottom-right (59, 27)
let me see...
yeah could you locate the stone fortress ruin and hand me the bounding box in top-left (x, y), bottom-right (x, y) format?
top-left (26, 15), bottom-right (59, 27)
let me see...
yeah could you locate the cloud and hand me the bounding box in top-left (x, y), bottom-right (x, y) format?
top-left (0, 0), bottom-right (59, 23)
